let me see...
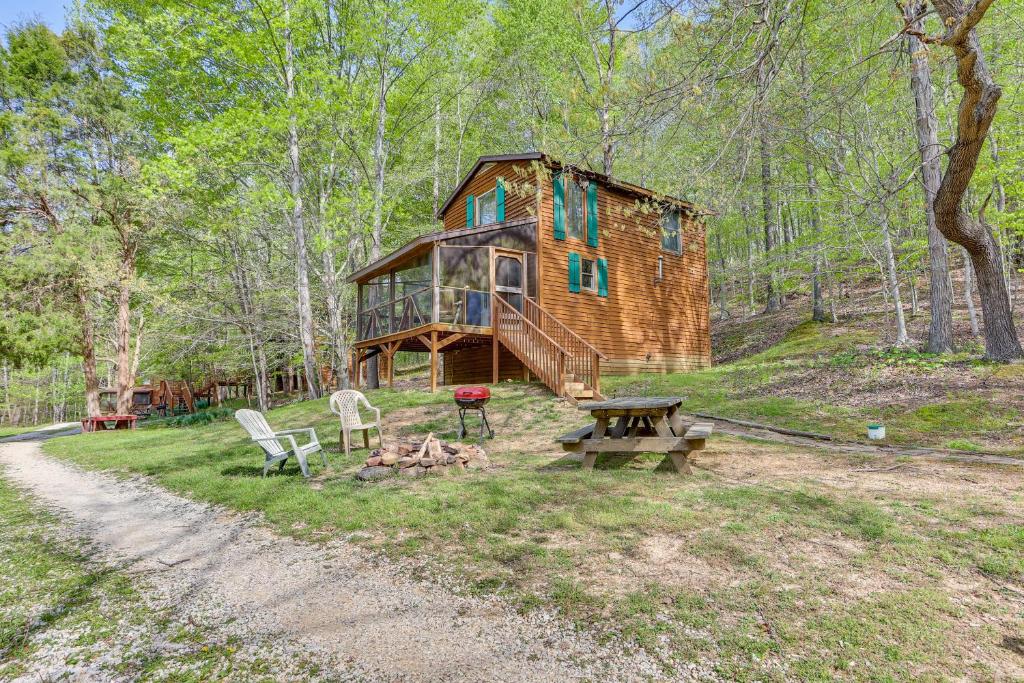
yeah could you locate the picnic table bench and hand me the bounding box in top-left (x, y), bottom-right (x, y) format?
top-left (81, 414), bottom-right (138, 433)
top-left (556, 397), bottom-right (712, 474)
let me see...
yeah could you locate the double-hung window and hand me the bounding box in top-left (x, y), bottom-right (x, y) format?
top-left (661, 209), bottom-right (681, 254)
top-left (580, 258), bottom-right (597, 292)
top-left (565, 178), bottom-right (585, 240)
top-left (476, 188), bottom-right (497, 226)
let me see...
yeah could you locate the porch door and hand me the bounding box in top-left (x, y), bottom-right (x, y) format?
top-left (494, 251), bottom-right (524, 312)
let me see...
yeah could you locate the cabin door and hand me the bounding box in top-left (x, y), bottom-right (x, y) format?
top-left (493, 251), bottom-right (524, 312)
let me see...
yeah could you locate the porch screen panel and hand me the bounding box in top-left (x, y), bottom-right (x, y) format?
top-left (359, 276), bottom-right (390, 339)
top-left (439, 246), bottom-right (491, 327)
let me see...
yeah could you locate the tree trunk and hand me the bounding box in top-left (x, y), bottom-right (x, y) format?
top-left (906, 2), bottom-right (954, 353)
top-left (284, 0), bottom-right (322, 399)
top-left (130, 311), bottom-right (145, 382)
top-left (114, 252), bottom-right (136, 415)
top-left (806, 160), bottom-right (826, 322)
top-left (757, 57), bottom-right (779, 314)
top-left (881, 214), bottom-right (910, 345)
top-left (963, 246), bottom-right (981, 338)
top-left (433, 96), bottom-right (442, 216)
top-left (927, 0), bottom-right (1022, 359)
top-left (366, 61), bottom-right (389, 390)
top-left (78, 287), bottom-right (100, 417)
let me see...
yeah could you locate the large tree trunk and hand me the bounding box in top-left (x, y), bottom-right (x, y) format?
top-left (927, 0), bottom-right (1022, 359)
top-left (906, 2), bottom-right (954, 353)
top-left (284, 0), bottom-right (322, 399)
top-left (78, 287), bottom-right (100, 417)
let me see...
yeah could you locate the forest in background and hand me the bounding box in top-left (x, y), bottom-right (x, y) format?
top-left (1, 0), bottom-right (1022, 425)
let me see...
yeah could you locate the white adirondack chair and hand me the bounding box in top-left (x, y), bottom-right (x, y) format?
top-left (234, 409), bottom-right (326, 478)
top-left (329, 390), bottom-right (383, 457)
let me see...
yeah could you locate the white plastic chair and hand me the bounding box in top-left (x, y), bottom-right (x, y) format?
top-left (329, 390), bottom-right (383, 457)
top-left (234, 409), bottom-right (326, 478)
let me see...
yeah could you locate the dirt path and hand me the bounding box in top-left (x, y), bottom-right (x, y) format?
top-left (685, 414), bottom-right (1024, 467)
top-left (0, 440), bottom-right (689, 682)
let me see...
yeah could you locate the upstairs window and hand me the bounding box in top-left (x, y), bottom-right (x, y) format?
top-left (566, 177), bottom-right (584, 240)
top-left (661, 209), bottom-right (681, 254)
top-left (476, 188), bottom-right (497, 226)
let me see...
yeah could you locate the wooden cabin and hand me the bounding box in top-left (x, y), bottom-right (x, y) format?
top-left (348, 152), bottom-right (711, 400)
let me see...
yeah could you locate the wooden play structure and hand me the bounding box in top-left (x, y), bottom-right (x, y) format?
top-left (98, 379), bottom-right (196, 417)
top-left (349, 152), bottom-right (711, 401)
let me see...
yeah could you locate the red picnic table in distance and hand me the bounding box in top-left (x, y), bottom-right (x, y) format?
top-left (81, 414), bottom-right (138, 433)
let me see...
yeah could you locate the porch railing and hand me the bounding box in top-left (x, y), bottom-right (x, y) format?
top-left (357, 286), bottom-right (491, 341)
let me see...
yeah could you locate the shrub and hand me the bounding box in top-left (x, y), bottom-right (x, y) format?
top-left (166, 407), bottom-right (233, 428)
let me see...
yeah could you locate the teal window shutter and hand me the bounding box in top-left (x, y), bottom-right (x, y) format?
top-left (466, 194), bottom-right (474, 227)
top-left (586, 182), bottom-right (598, 247)
top-left (597, 258), bottom-right (608, 297)
top-left (496, 179), bottom-right (506, 222)
top-left (553, 172), bottom-right (565, 240)
top-left (568, 252), bottom-right (581, 293)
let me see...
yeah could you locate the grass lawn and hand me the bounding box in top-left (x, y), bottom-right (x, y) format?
top-left (42, 379), bottom-right (1024, 680)
top-left (608, 320), bottom-right (1024, 454)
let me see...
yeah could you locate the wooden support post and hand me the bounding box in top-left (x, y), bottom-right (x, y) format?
top-left (592, 351), bottom-right (600, 398)
top-left (429, 330), bottom-right (438, 393)
top-left (491, 309), bottom-right (499, 384)
top-left (353, 350), bottom-right (361, 389)
top-left (386, 342), bottom-right (397, 388)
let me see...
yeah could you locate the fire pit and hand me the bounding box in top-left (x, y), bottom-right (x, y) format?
top-left (454, 386), bottom-right (494, 441)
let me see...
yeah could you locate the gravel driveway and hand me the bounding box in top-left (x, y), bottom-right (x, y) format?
top-left (0, 440), bottom-right (694, 682)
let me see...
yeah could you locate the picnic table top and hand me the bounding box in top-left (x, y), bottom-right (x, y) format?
top-left (578, 397), bottom-right (683, 412)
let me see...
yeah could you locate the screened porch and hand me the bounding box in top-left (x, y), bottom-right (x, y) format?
top-left (353, 218), bottom-right (539, 345)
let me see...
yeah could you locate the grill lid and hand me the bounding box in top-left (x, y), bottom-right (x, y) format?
top-left (454, 386), bottom-right (490, 401)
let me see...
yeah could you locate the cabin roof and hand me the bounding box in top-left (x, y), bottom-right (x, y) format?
top-left (346, 217), bottom-right (537, 284)
top-left (435, 151), bottom-right (713, 220)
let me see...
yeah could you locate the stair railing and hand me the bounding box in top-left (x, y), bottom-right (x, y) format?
top-left (493, 296), bottom-right (570, 397)
top-left (522, 297), bottom-right (606, 397)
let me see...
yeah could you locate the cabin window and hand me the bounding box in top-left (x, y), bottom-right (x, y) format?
top-left (580, 258), bottom-right (597, 292)
top-left (476, 188), bottom-right (497, 226)
top-left (566, 177), bottom-right (585, 240)
top-left (661, 209), bottom-right (681, 254)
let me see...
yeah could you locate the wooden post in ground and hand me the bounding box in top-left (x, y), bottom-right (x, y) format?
top-left (491, 299), bottom-right (499, 384)
top-left (386, 342), bottom-right (397, 388)
top-left (429, 331), bottom-right (438, 393)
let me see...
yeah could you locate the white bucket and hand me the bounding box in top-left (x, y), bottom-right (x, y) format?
top-left (867, 424), bottom-right (885, 440)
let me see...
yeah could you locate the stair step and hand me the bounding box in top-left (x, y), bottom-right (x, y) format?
top-left (571, 389), bottom-right (594, 399)
top-left (563, 382), bottom-right (586, 393)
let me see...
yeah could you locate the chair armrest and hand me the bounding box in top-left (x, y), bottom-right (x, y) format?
top-left (371, 406), bottom-right (381, 424)
top-left (254, 435), bottom-right (300, 453)
top-left (276, 428), bottom-right (318, 444)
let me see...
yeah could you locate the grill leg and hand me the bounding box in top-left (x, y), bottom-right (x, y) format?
top-left (457, 407), bottom-right (468, 440)
top-left (480, 407), bottom-right (494, 440)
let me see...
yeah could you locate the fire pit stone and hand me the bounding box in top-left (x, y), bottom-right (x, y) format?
top-left (354, 431), bottom-right (489, 482)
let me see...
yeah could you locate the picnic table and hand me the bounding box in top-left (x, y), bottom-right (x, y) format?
top-left (81, 414), bottom-right (138, 433)
top-left (556, 397), bottom-right (713, 474)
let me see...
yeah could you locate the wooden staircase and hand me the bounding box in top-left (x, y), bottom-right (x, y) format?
top-left (493, 296), bottom-right (606, 402)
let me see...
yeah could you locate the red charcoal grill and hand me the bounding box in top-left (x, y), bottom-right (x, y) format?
top-left (454, 386), bottom-right (495, 441)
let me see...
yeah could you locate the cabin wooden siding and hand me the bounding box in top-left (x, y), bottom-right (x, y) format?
top-left (441, 160), bottom-right (539, 231)
top-left (534, 174), bottom-right (711, 375)
top-left (437, 154), bottom-right (710, 376)
top-left (443, 345), bottom-right (529, 385)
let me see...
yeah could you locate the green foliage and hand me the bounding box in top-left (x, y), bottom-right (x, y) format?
top-left (164, 407), bottom-right (234, 428)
